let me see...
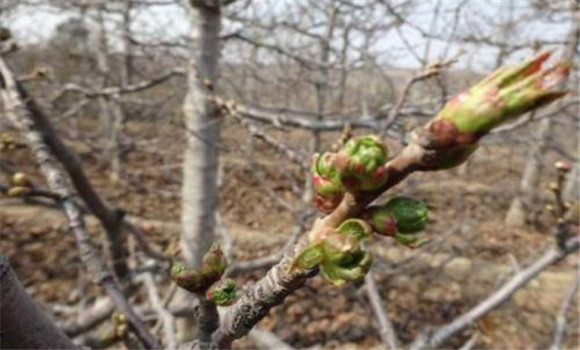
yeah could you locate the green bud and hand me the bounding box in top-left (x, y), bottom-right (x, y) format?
top-left (206, 279), bottom-right (237, 306)
top-left (333, 136), bottom-right (389, 191)
top-left (170, 262), bottom-right (205, 293)
top-left (365, 196), bottom-right (428, 235)
top-left (202, 243), bottom-right (228, 282)
top-left (312, 153), bottom-right (345, 213)
top-left (434, 51), bottom-right (569, 138)
top-left (7, 186), bottom-right (31, 197)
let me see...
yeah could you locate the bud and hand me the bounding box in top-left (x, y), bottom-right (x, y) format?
top-left (7, 186), bottom-right (31, 197)
top-left (201, 243), bottom-right (228, 283)
top-left (333, 136), bottom-right (389, 191)
top-left (364, 196), bottom-right (428, 235)
top-left (555, 161), bottom-right (571, 172)
top-left (206, 278), bottom-right (237, 306)
top-left (11, 172), bottom-right (31, 187)
top-left (312, 153), bottom-right (345, 213)
top-left (433, 51), bottom-right (569, 141)
top-left (170, 262), bottom-right (205, 293)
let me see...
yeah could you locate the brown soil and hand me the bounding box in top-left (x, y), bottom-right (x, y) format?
top-left (1, 119), bottom-right (578, 349)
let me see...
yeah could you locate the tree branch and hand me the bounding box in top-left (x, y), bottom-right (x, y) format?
top-left (0, 56), bottom-right (160, 349)
top-left (0, 254), bottom-right (77, 349)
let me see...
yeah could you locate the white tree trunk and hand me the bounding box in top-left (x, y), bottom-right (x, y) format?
top-left (180, 1), bottom-right (222, 268)
top-left (176, 0), bottom-right (222, 341)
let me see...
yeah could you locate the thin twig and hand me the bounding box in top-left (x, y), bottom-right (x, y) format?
top-left (143, 272), bottom-right (178, 350)
top-left (364, 272), bottom-right (400, 350)
top-left (550, 269), bottom-right (579, 350)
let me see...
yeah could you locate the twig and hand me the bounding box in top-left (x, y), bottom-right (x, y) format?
top-left (231, 110), bottom-right (308, 169)
top-left (550, 269), bottom-right (579, 350)
top-left (249, 328), bottom-right (295, 350)
top-left (380, 53), bottom-right (462, 136)
top-left (364, 272), bottom-right (400, 350)
top-left (458, 331), bottom-right (479, 350)
top-left (143, 272), bottom-right (178, 350)
top-left (52, 69), bottom-right (184, 101)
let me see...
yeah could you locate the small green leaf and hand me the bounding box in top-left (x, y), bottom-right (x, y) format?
top-left (293, 244), bottom-right (325, 270)
top-left (336, 219), bottom-right (372, 241)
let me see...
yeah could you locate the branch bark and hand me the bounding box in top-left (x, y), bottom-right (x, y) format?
top-left (0, 56), bottom-right (160, 349)
top-left (0, 254), bottom-right (77, 349)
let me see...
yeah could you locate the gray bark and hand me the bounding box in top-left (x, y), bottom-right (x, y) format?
top-left (176, 0), bottom-right (223, 341)
top-left (180, 0), bottom-right (222, 269)
top-left (0, 254), bottom-right (77, 349)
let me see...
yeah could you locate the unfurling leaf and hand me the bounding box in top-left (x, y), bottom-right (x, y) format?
top-left (335, 219), bottom-right (372, 241)
top-left (293, 243), bottom-right (325, 270)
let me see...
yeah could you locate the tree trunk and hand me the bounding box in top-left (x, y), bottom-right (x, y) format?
top-left (0, 254), bottom-right (77, 349)
top-left (176, 0), bottom-right (223, 341)
top-left (180, 0), bottom-right (222, 270)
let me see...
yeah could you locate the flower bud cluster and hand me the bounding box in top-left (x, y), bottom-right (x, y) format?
top-left (312, 136), bottom-right (389, 213)
top-left (294, 219), bottom-right (373, 286)
top-left (170, 243), bottom-right (237, 304)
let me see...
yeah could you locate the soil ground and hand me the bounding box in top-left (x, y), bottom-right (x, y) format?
top-left (1, 118), bottom-right (578, 349)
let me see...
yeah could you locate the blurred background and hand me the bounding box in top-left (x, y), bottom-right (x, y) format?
top-left (1, 0), bottom-right (578, 349)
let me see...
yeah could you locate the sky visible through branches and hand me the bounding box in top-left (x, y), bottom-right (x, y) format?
top-left (5, 0), bottom-right (573, 71)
